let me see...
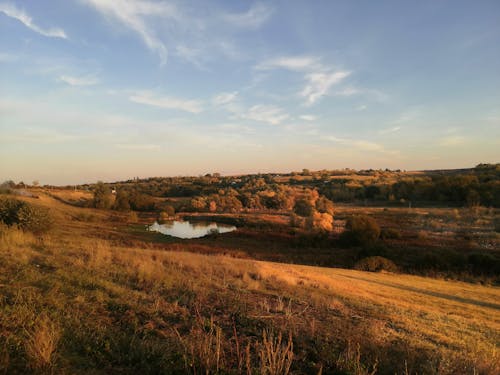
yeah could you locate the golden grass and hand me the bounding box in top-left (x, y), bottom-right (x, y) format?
top-left (46, 188), bottom-right (93, 203)
top-left (1, 192), bottom-right (498, 373)
top-left (24, 315), bottom-right (60, 370)
top-left (258, 330), bottom-right (293, 375)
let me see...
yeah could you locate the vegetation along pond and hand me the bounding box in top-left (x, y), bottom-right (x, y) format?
top-left (148, 220), bottom-right (236, 239)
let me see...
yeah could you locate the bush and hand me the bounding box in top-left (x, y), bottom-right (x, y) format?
top-left (0, 198), bottom-right (53, 233)
top-left (380, 228), bottom-right (402, 240)
top-left (354, 256), bottom-right (398, 273)
top-left (128, 211), bottom-right (139, 223)
top-left (306, 212), bottom-right (333, 232)
top-left (341, 215), bottom-right (380, 245)
top-left (158, 208), bottom-right (175, 224)
top-left (293, 199), bottom-right (315, 217)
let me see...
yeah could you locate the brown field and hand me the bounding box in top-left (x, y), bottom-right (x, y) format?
top-left (0, 192), bottom-right (499, 374)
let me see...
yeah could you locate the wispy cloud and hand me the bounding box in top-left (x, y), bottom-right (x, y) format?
top-left (356, 104), bottom-right (367, 111)
top-left (212, 91), bottom-right (238, 106)
top-left (223, 2), bottom-right (273, 29)
top-left (257, 56), bottom-right (319, 71)
top-left (300, 115), bottom-right (317, 122)
top-left (59, 75), bottom-right (98, 86)
top-left (82, 0), bottom-right (177, 65)
top-left (302, 71), bottom-right (351, 105)
top-left (335, 87), bottom-right (360, 97)
top-left (324, 135), bottom-right (385, 152)
top-left (379, 126), bottom-right (401, 134)
top-left (392, 110), bottom-right (420, 124)
top-left (240, 104), bottom-right (289, 125)
top-left (0, 3), bottom-right (67, 39)
top-left (175, 45), bottom-right (207, 70)
top-left (129, 92), bottom-right (203, 113)
top-left (256, 55), bottom-right (351, 105)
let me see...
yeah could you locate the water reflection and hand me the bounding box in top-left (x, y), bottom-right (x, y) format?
top-left (148, 220), bottom-right (236, 239)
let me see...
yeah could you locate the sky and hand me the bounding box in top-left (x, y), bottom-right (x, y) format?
top-left (1, 0), bottom-right (499, 185)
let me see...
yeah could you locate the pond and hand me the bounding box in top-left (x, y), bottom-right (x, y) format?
top-left (148, 220), bottom-right (237, 239)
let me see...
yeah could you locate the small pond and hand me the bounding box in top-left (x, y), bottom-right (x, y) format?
top-left (148, 220), bottom-right (236, 239)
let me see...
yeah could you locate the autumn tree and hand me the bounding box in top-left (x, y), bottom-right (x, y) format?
top-left (316, 196), bottom-right (334, 215)
top-left (113, 189), bottom-right (130, 211)
top-left (293, 198), bottom-right (315, 217)
top-left (93, 182), bottom-right (113, 209)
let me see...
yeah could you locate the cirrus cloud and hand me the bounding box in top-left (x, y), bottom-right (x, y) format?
top-left (0, 2), bottom-right (67, 39)
top-left (81, 0), bottom-right (177, 65)
top-left (129, 92), bottom-right (203, 113)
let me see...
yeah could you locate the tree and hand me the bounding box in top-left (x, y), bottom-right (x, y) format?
top-left (293, 199), bottom-right (315, 217)
top-left (208, 200), bottom-right (217, 212)
top-left (158, 209), bottom-right (174, 224)
top-left (93, 182), bottom-right (113, 209)
top-left (306, 211), bottom-right (333, 232)
top-left (316, 196), bottom-right (334, 215)
top-left (190, 197), bottom-right (207, 211)
top-left (128, 191), bottom-right (155, 211)
top-left (113, 189), bottom-right (130, 211)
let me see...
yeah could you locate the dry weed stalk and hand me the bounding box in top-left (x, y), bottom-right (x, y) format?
top-left (336, 340), bottom-right (377, 375)
top-left (175, 314), bottom-right (224, 374)
top-left (258, 330), bottom-right (294, 375)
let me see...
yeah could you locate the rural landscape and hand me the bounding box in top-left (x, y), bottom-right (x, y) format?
top-left (1, 165), bottom-right (499, 374)
top-left (1, 0), bottom-right (500, 374)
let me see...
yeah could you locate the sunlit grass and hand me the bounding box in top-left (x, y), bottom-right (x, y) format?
top-left (0, 193), bottom-right (498, 373)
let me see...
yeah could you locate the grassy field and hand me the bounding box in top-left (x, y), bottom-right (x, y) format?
top-left (0, 193), bottom-right (499, 374)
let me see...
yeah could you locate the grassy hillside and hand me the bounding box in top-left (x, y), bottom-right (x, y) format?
top-left (0, 194), bottom-right (499, 374)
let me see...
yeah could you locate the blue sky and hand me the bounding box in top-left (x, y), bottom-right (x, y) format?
top-left (1, 0), bottom-right (499, 184)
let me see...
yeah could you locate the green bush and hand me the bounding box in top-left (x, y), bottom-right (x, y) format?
top-left (0, 198), bottom-right (53, 233)
top-left (340, 215), bottom-right (380, 245)
top-left (354, 256), bottom-right (398, 273)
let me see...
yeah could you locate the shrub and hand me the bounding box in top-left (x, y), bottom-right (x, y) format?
top-left (0, 198), bottom-right (53, 233)
top-left (306, 212), bottom-right (333, 232)
top-left (354, 256), bottom-right (398, 273)
top-left (341, 215), bottom-right (380, 245)
top-left (293, 199), bottom-right (314, 217)
top-left (380, 228), bottom-right (402, 240)
top-left (158, 211), bottom-right (172, 224)
top-left (128, 211), bottom-right (139, 223)
top-left (316, 196), bottom-right (334, 215)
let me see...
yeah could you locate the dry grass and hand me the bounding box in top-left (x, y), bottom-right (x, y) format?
top-left (258, 330), bottom-right (293, 375)
top-left (24, 315), bottom-right (61, 370)
top-left (0, 192), bottom-right (499, 373)
top-left (175, 314), bottom-right (224, 374)
top-left (336, 341), bottom-right (378, 375)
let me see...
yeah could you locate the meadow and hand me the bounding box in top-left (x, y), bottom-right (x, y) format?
top-left (0, 188), bottom-right (499, 374)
